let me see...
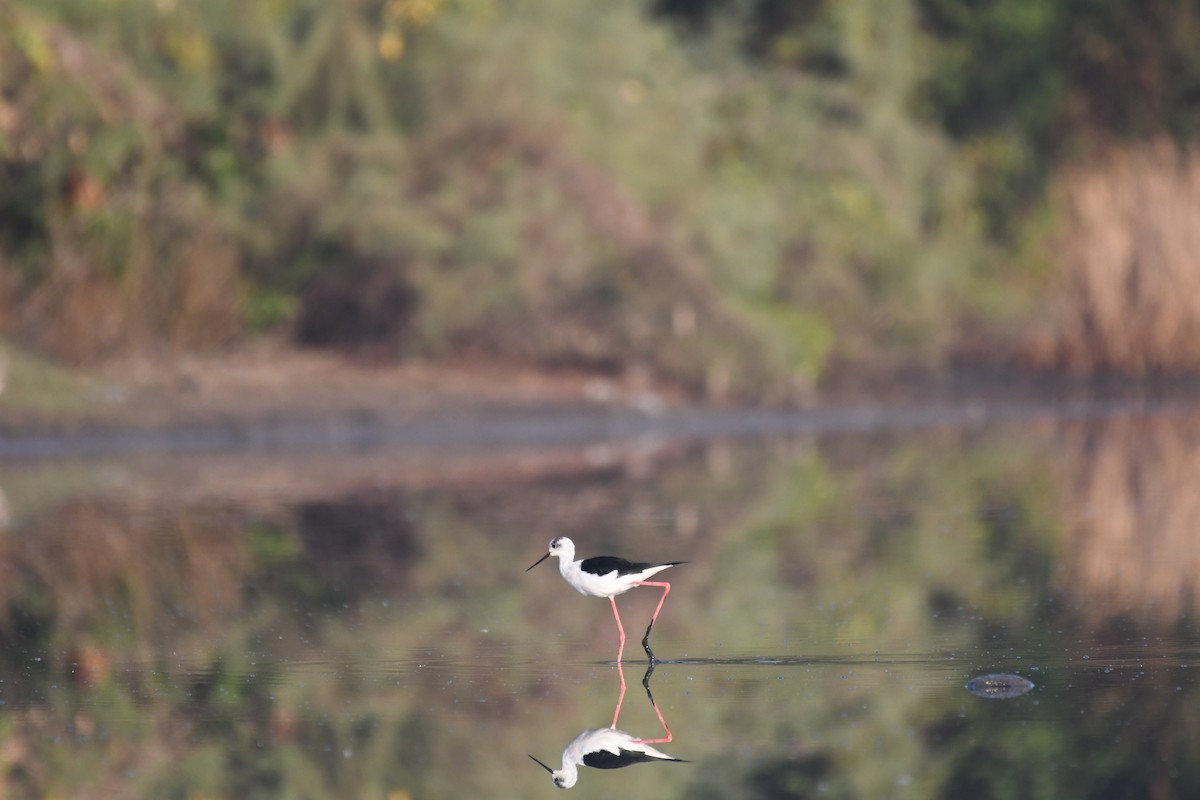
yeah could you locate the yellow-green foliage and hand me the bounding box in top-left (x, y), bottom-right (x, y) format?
top-left (0, 338), bottom-right (94, 415)
top-left (8, 0), bottom-right (1196, 389)
top-left (0, 0), bottom-right (1004, 395)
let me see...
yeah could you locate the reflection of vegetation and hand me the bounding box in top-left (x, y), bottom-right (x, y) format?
top-left (1, 421), bottom-right (1199, 796)
top-left (1060, 415), bottom-right (1200, 622)
top-left (669, 432), bottom-right (1061, 798)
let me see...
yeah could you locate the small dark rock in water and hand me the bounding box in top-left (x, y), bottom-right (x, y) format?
top-left (965, 673), bottom-right (1035, 699)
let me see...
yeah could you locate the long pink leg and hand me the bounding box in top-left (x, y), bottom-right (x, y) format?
top-left (635, 698), bottom-right (673, 744)
top-left (636, 580), bottom-right (671, 642)
top-left (634, 662), bottom-right (672, 744)
top-left (610, 596), bottom-right (627, 663)
top-left (610, 659), bottom-right (627, 728)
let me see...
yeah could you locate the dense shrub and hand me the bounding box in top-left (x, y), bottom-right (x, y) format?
top-left (296, 258), bottom-right (418, 351)
top-left (0, 5), bottom-right (244, 359)
top-left (4, 0), bottom-right (1200, 390)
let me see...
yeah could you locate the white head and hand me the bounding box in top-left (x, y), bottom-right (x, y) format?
top-left (548, 536), bottom-right (575, 559)
top-left (529, 754), bottom-right (578, 789)
top-left (526, 536), bottom-right (576, 571)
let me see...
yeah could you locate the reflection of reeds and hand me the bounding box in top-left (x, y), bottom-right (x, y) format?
top-left (1034, 139), bottom-right (1200, 373)
top-left (1061, 415), bottom-right (1200, 622)
top-left (0, 500), bottom-right (248, 643)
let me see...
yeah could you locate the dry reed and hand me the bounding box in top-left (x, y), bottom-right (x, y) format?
top-left (1035, 139), bottom-right (1200, 374)
top-left (0, 500), bottom-right (249, 643)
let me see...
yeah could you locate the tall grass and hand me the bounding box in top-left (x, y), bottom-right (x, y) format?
top-left (1030, 139), bottom-right (1200, 374)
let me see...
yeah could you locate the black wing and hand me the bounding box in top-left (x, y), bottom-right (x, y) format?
top-left (580, 556), bottom-right (652, 577)
top-left (580, 556), bottom-right (685, 577)
top-left (583, 748), bottom-right (686, 770)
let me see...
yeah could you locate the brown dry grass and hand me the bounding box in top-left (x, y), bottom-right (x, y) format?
top-left (0, 21), bottom-right (244, 363)
top-left (0, 499), bottom-right (249, 643)
top-left (1031, 139), bottom-right (1200, 374)
top-left (16, 228), bottom-right (244, 362)
top-left (1060, 413), bottom-right (1200, 623)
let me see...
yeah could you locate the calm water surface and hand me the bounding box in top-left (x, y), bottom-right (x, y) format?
top-left (1, 402), bottom-right (1198, 798)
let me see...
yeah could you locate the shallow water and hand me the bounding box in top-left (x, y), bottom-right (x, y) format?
top-left (1, 401), bottom-right (1198, 798)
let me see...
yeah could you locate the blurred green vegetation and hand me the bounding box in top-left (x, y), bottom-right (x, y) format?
top-left (0, 423), bottom-right (1197, 796)
top-left (0, 338), bottom-right (97, 416)
top-left (1, 0), bottom-right (1198, 395)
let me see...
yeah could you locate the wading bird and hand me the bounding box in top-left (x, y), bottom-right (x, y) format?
top-left (529, 660), bottom-right (687, 789)
top-left (529, 727), bottom-right (687, 789)
top-left (526, 536), bottom-right (683, 662)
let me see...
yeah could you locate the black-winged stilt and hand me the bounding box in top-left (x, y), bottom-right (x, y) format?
top-left (526, 536), bottom-right (683, 662)
top-left (529, 660), bottom-right (688, 788)
top-left (528, 727), bottom-right (688, 789)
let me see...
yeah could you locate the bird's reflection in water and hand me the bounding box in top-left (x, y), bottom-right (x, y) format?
top-left (529, 660), bottom-right (689, 789)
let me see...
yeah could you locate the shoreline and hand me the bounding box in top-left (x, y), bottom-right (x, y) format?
top-left (5, 340), bottom-right (1200, 458)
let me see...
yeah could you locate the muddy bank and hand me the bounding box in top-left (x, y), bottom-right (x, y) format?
top-left (4, 342), bottom-right (1200, 460)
